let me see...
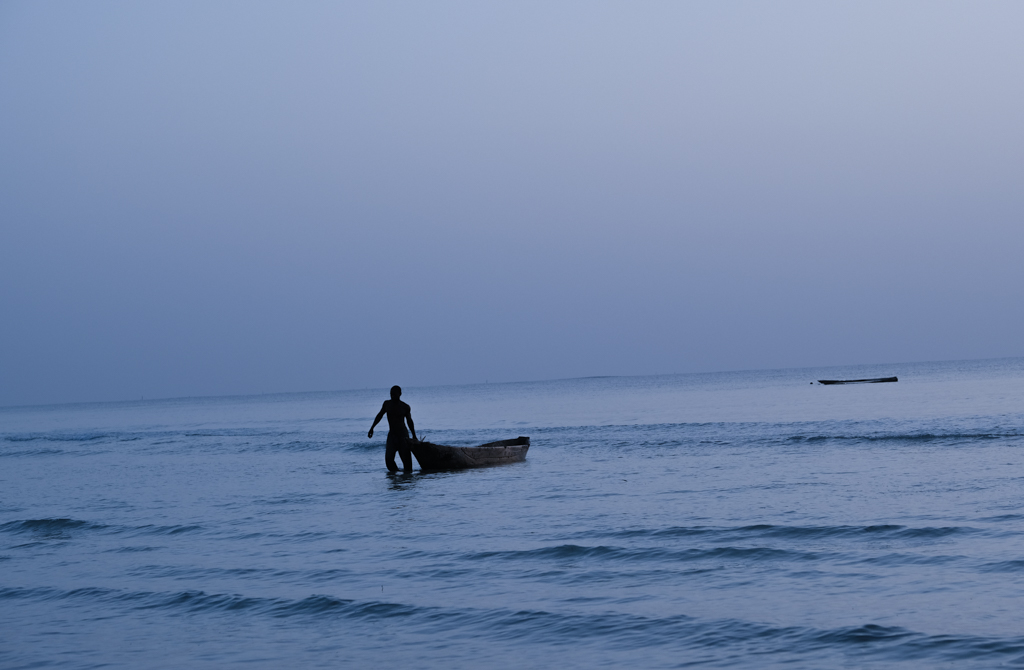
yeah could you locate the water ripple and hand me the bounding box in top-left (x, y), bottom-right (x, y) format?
top-left (3, 586), bottom-right (1024, 664)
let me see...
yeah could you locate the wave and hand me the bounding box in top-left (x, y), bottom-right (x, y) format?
top-left (1, 428), bottom-right (326, 454)
top-left (7, 421), bottom-right (1017, 459)
top-left (982, 514), bottom-right (1024, 522)
top-left (0, 585), bottom-right (386, 619)
top-left (182, 429), bottom-right (300, 438)
top-left (464, 544), bottom-right (824, 564)
top-left (420, 425), bottom-right (1024, 455)
top-left (740, 524), bottom-right (968, 540)
top-left (346, 441), bottom-right (385, 453)
top-left (783, 431), bottom-right (1024, 444)
top-left (459, 544), bottom-right (974, 570)
top-left (125, 565), bottom-right (353, 582)
top-left (0, 518), bottom-right (108, 535)
top-left (3, 586), bottom-right (1023, 663)
top-left (1, 431), bottom-right (143, 445)
top-left (131, 524), bottom-right (203, 536)
top-left (579, 523), bottom-right (977, 542)
top-left (3, 432), bottom-right (116, 443)
top-left (526, 422), bottom-right (1024, 454)
top-left (0, 518), bottom-right (201, 538)
top-left (856, 553), bottom-right (964, 567)
top-left (979, 560), bottom-right (1024, 573)
top-left (0, 447), bottom-right (70, 458)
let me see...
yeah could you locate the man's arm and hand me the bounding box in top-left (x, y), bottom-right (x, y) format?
top-left (368, 402), bottom-right (387, 438)
top-left (406, 407), bottom-right (416, 441)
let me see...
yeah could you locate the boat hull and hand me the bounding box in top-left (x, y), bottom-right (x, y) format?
top-left (818, 376), bottom-right (898, 385)
top-left (410, 436), bottom-right (530, 471)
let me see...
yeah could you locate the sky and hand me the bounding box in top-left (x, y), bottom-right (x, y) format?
top-left (1, 1), bottom-right (1023, 406)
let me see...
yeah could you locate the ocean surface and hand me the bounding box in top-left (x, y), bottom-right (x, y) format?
top-left (3, 358), bottom-right (1024, 669)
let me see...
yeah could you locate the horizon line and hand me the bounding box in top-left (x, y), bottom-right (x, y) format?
top-left (2, 354), bottom-right (1021, 412)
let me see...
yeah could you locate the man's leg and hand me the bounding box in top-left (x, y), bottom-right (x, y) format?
top-left (385, 435), bottom-right (399, 472)
top-left (398, 439), bottom-right (413, 471)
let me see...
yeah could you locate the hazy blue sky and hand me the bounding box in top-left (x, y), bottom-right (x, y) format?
top-left (2, 1), bottom-right (1023, 406)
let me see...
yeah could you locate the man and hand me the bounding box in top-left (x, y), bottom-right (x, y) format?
top-left (368, 385), bottom-right (417, 472)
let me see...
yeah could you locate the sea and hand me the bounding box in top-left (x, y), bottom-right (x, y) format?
top-left (3, 357), bottom-right (1024, 669)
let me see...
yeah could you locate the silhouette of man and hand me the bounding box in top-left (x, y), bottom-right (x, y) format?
top-left (368, 385), bottom-right (417, 472)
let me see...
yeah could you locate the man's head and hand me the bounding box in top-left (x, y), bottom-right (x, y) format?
top-left (390, 385), bottom-right (402, 400)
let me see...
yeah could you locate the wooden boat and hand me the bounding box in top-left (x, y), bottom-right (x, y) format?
top-left (818, 376), bottom-right (898, 385)
top-left (410, 436), bottom-right (530, 470)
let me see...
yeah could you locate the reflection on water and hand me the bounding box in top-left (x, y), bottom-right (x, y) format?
top-left (385, 471), bottom-right (418, 491)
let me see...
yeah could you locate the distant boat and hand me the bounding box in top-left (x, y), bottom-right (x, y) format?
top-left (818, 376), bottom-right (898, 385)
top-left (410, 436), bottom-right (530, 470)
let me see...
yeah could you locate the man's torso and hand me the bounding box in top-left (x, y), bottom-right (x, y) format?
top-left (384, 400), bottom-right (410, 434)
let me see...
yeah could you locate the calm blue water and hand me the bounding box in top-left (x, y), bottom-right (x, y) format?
top-left (3, 358), bottom-right (1024, 669)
